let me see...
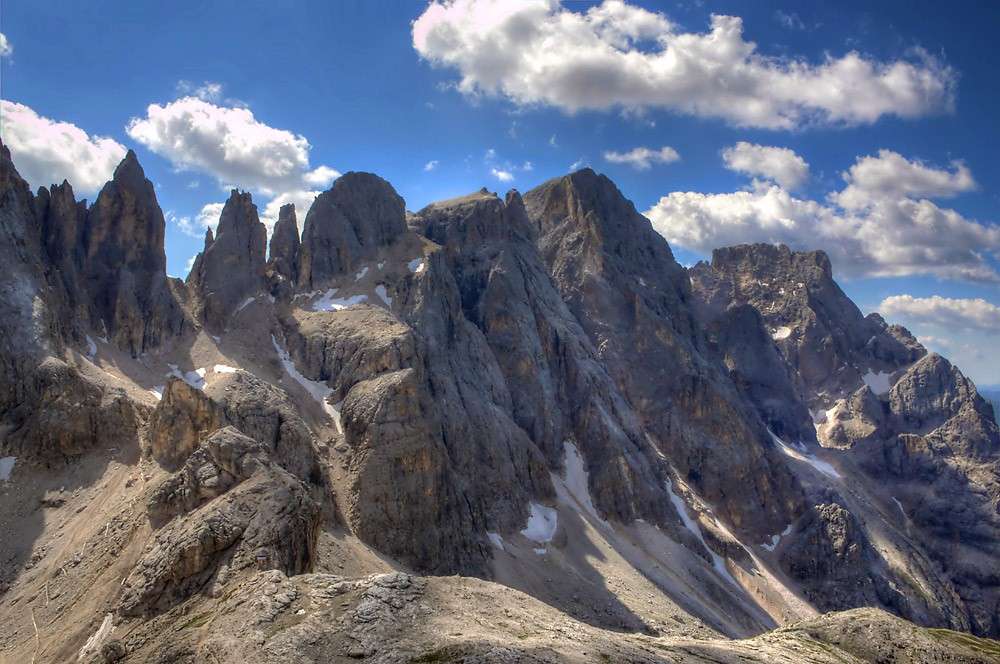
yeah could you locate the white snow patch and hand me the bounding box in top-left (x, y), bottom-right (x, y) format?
top-left (78, 613), bottom-right (113, 662)
top-left (235, 296), bottom-right (256, 313)
top-left (313, 289), bottom-right (368, 312)
top-left (521, 502), bottom-right (558, 544)
top-left (407, 258), bottom-right (426, 274)
top-left (167, 364), bottom-right (206, 390)
top-left (892, 496), bottom-right (906, 518)
top-left (85, 335), bottom-right (97, 358)
top-left (771, 326), bottom-right (792, 340)
top-left (271, 335), bottom-right (338, 422)
top-left (769, 430), bottom-right (841, 479)
top-left (762, 524), bottom-right (793, 552)
top-left (377, 261), bottom-right (385, 270)
top-left (213, 364), bottom-right (238, 374)
top-left (665, 477), bottom-right (738, 586)
top-left (149, 386), bottom-right (164, 401)
top-left (862, 370), bottom-right (893, 395)
top-left (560, 441), bottom-right (600, 520)
top-left (638, 277), bottom-right (647, 287)
top-left (374, 284), bottom-right (392, 307)
top-left (533, 548), bottom-right (547, 555)
top-left (487, 532), bottom-right (505, 550)
top-left (355, 266), bottom-right (369, 281)
top-left (0, 457), bottom-right (16, 481)
top-left (211, 335), bottom-right (221, 343)
top-left (330, 401), bottom-right (344, 435)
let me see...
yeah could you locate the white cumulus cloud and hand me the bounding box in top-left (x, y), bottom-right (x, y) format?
top-left (260, 190), bottom-right (318, 234)
top-left (603, 145), bottom-right (679, 170)
top-left (721, 142), bottom-right (809, 190)
top-left (880, 295), bottom-right (1000, 334)
top-left (0, 100), bottom-right (127, 196)
top-left (424, 159), bottom-right (439, 171)
top-left (170, 202), bottom-right (226, 239)
top-left (0, 33), bottom-right (12, 57)
top-left (491, 167), bottom-right (514, 182)
top-left (126, 95), bottom-right (338, 197)
top-left (831, 149), bottom-right (975, 210)
top-left (412, 0), bottom-right (955, 129)
top-left (646, 150), bottom-right (1000, 282)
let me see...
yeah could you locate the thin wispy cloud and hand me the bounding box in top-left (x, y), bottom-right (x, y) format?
top-left (603, 145), bottom-right (680, 171)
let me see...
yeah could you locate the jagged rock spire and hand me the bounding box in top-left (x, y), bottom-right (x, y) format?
top-left (187, 189), bottom-right (267, 330)
top-left (81, 149), bottom-right (187, 355)
top-left (268, 203), bottom-right (300, 284)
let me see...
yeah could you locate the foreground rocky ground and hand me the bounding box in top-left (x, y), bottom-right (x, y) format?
top-left (0, 138), bottom-right (998, 662)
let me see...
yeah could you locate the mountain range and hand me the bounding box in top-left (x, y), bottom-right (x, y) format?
top-left (0, 138), bottom-right (998, 663)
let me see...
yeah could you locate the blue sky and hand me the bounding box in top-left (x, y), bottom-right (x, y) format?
top-left (1, 0), bottom-right (998, 384)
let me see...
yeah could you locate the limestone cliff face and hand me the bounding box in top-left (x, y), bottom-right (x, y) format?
top-left (524, 171), bottom-right (803, 536)
top-left (187, 190), bottom-right (268, 330)
top-left (0, 141), bottom-right (151, 465)
top-left (690, 243), bottom-right (924, 405)
top-left (411, 189), bottom-right (673, 526)
top-left (690, 241), bottom-right (1000, 635)
top-left (268, 203), bottom-right (301, 285)
top-left (81, 150), bottom-right (188, 355)
top-left (298, 172), bottom-right (406, 288)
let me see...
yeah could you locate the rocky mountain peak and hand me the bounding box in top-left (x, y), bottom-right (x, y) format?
top-left (187, 189), bottom-right (267, 330)
top-left (268, 202), bottom-right (300, 284)
top-left (691, 242), bottom-right (924, 402)
top-left (80, 150), bottom-right (186, 354)
top-left (298, 171), bottom-right (406, 288)
top-left (112, 148), bottom-right (146, 188)
top-left (711, 243), bottom-right (834, 282)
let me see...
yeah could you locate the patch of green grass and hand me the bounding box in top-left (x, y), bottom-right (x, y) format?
top-left (927, 628), bottom-right (1000, 659)
top-left (410, 647), bottom-right (463, 663)
top-left (179, 612), bottom-right (211, 630)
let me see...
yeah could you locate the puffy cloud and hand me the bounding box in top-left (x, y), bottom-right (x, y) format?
top-left (646, 150), bottom-right (1000, 282)
top-left (260, 190), bottom-right (319, 233)
top-left (721, 142), bottom-right (809, 190)
top-left (412, 0), bottom-right (955, 129)
top-left (0, 100), bottom-right (127, 196)
top-left (880, 295), bottom-right (1000, 334)
top-left (491, 167), bottom-right (514, 182)
top-left (603, 145), bottom-right (679, 170)
top-left (831, 149), bottom-right (975, 210)
top-left (424, 159), bottom-right (439, 171)
top-left (126, 95), bottom-right (338, 197)
top-left (0, 33), bottom-right (12, 57)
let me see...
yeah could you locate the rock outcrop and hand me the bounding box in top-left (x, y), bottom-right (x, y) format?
top-left (525, 171), bottom-right (803, 537)
top-left (298, 172), bottom-right (406, 288)
top-left (80, 150), bottom-right (188, 355)
top-left (690, 243), bottom-right (924, 405)
top-left (690, 241), bottom-right (1000, 635)
top-left (267, 203), bottom-right (300, 285)
top-left (187, 190), bottom-right (267, 330)
top-left (121, 427), bottom-right (319, 616)
top-left (412, 189), bottom-right (673, 526)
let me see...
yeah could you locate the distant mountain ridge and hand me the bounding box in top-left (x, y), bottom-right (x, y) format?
top-left (1, 138), bottom-right (998, 663)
